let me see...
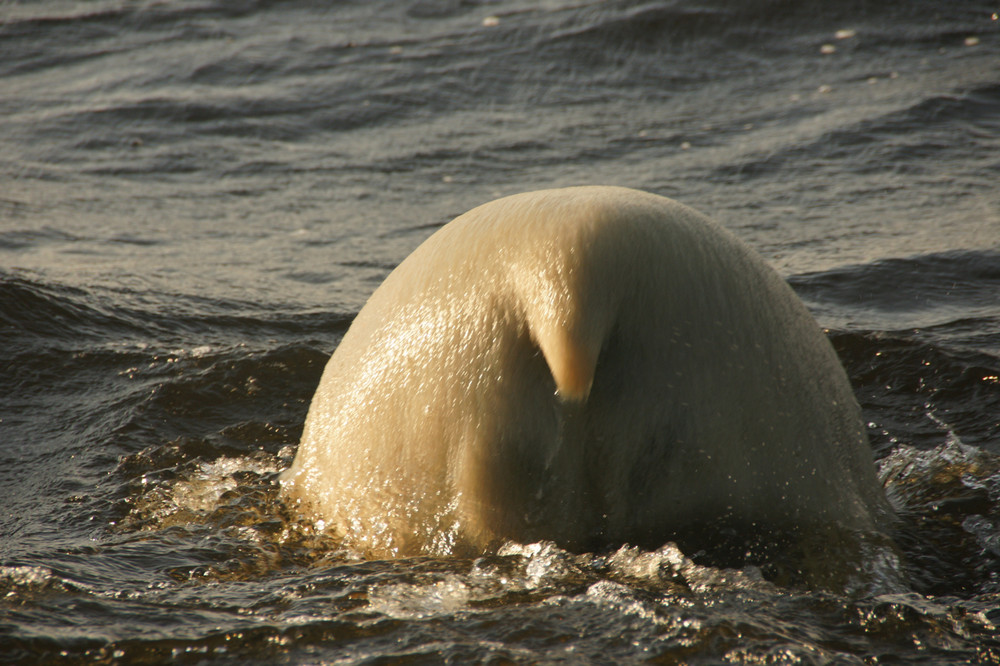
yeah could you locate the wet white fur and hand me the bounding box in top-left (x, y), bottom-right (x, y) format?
top-left (281, 186), bottom-right (890, 557)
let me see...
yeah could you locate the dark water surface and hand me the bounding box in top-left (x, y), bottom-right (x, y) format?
top-left (2, 0), bottom-right (1000, 663)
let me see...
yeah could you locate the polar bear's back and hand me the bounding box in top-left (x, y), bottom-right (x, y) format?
top-left (281, 187), bottom-right (890, 558)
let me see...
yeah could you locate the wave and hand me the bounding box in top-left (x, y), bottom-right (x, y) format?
top-left (880, 438), bottom-right (1000, 595)
top-left (791, 250), bottom-right (1000, 319)
top-left (829, 325), bottom-right (1000, 459)
top-left (788, 251), bottom-right (1000, 461)
top-left (0, 273), bottom-right (337, 485)
top-left (714, 84), bottom-right (1000, 183)
top-left (791, 252), bottom-right (1000, 363)
top-left (0, 272), bottom-right (353, 345)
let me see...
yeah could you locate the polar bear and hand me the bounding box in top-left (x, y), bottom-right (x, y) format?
top-left (281, 186), bottom-right (892, 562)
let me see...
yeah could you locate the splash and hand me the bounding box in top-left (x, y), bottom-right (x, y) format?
top-left (879, 435), bottom-right (1000, 595)
top-left (117, 448), bottom-right (291, 532)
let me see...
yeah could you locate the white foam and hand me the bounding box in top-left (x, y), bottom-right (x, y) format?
top-left (367, 576), bottom-right (472, 620)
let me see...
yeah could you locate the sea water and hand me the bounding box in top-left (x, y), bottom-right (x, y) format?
top-left (2, 0), bottom-right (1000, 662)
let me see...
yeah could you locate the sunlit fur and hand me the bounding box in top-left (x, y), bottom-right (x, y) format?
top-left (281, 186), bottom-right (891, 558)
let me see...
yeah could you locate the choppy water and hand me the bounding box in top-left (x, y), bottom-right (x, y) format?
top-left (2, 0), bottom-right (1000, 663)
